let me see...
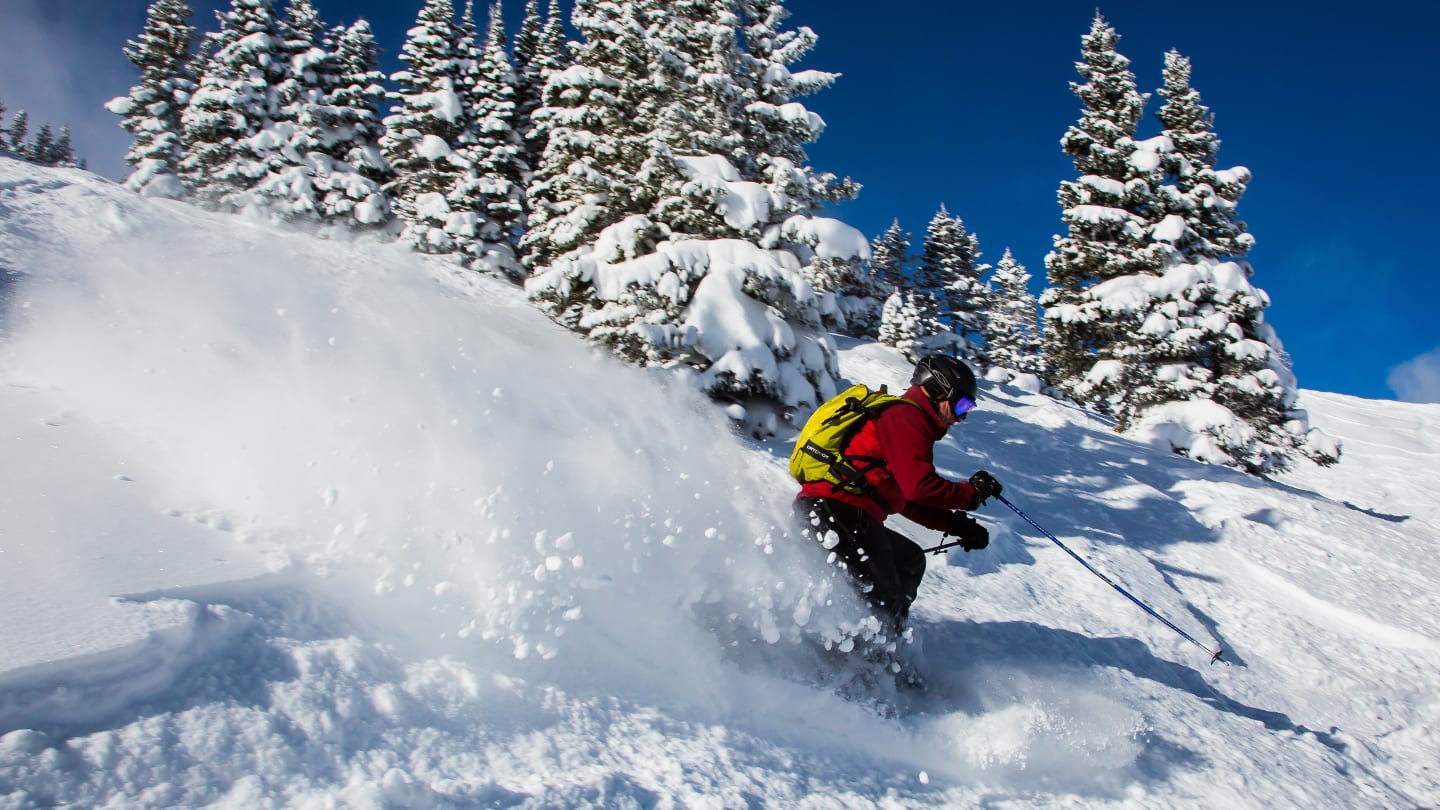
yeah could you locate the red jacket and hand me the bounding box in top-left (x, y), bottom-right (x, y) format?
top-left (798, 385), bottom-right (979, 531)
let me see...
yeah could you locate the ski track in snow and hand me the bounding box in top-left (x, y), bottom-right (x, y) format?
top-left (2, 158), bottom-right (1439, 807)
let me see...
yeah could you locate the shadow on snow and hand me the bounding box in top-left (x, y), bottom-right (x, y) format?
top-left (913, 617), bottom-right (1348, 756)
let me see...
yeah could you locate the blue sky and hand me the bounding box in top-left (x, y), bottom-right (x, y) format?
top-left (2, 0), bottom-right (1437, 402)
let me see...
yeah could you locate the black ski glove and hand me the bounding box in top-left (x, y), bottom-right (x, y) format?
top-left (969, 470), bottom-right (1003, 508)
top-left (946, 512), bottom-right (989, 552)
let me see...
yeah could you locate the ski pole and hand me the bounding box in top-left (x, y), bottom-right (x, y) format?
top-left (996, 494), bottom-right (1226, 664)
top-left (923, 536), bottom-right (973, 555)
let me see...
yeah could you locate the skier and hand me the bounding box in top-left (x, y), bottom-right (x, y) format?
top-left (794, 354), bottom-right (1002, 630)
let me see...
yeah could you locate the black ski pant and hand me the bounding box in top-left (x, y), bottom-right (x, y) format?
top-left (794, 496), bottom-right (927, 627)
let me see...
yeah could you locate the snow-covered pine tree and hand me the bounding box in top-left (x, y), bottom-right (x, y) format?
top-left (1096, 48), bottom-right (1241, 433)
top-left (279, 0), bottom-right (327, 111)
top-left (868, 220), bottom-right (909, 291)
top-left (304, 20), bottom-right (393, 228)
top-left (731, 0), bottom-right (867, 345)
top-left (446, 0), bottom-right (492, 252)
top-left (381, 0), bottom-right (477, 256)
top-left (31, 125), bottom-right (55, 166)
top-left (983, 248), bottom-right (1044, 376)
top-left (450, 1), bottom-right (528, 279)
top-left (179, 0), bottom-right (287, 210)
top-left (878, 211), bottom-right (956, 360)
top-left (736, 1), bottom-right (858, 216)
top-left (1041, 13), bottom-right (1164, 409)
top-left (644, 0), bottom-right (748, 241)
top-left (241, 0), bottom-right (335, 221)
top-left (877, 287), bottom-right (944, 363)
top-left (1156, 49), bottom-right (1254, 264)
top-left (871, 221), bottom-right (934, 359)
top-left (921, 204), bottom-right (988, 364)
top-left (525, 0), bottom-right (866, 433)
top-left (512, 0), bottom-right (570, 173)
top-left (1092, 50), bottom-right (1338, 474)
top-left (106, 0), bottom-right (196, 198)
top-left (511, 0), bottom-right (545, 166)
top-left (8, 110), bottom-right (28, 157)
top-left (539, 0), bottom-right (571, 75)
top-left (325, 20), bottom-right (389, 174)
top-left (520, 0), bottom-right (652, 271)
top-left (190, 28), bottom-right (220, 82)
top-left (51, 127), bottom-right (78, 168)
top-left (830, 222), bottom-right (904, 339)
top-left (513, 1), bottom-right (544, 107)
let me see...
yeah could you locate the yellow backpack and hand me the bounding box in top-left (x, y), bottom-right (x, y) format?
top-left (789, 384), bottom-right (924, 496)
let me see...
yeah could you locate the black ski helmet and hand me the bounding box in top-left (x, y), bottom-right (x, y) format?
top-left (911, 354), bottom-right (977, 405)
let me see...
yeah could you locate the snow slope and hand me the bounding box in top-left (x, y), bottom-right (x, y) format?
top-left (1, 157), bottom-right (1437, 807)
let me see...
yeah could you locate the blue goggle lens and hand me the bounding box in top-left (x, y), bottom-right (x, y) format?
top-left (953, 396), bottom-right (977, 417)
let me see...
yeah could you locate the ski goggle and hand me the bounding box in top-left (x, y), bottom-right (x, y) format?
top-left (953, 396), bottom-right (977, 418)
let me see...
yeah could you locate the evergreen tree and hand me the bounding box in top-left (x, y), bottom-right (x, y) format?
top-left (513, 0), bottom-right (544, 85)
top-left (885, 213), bottom-right (954, 359)
top-left (453, 1), bottom-right (529, 278)
top-left (736, 1), bottom-right (857, 215)
top-left (525, 0), bottom-right (864, 431)
top-left (1196, 272), bottom-right (1339, 472)
top-left (513, 0), bottom-right (545, 160)
top-left (643, 0), bottom-right (748, 241)
top-left (277, 0), bottom-right (329, 128)
top-left (1086, 51), bottom-right (1339, 474)
top-left (540, 0), bottom-right (569, 63)
top-left (520, 0), bottom-right (653, 270)
top-left (8, 110), bottom-right (28, 156)
top-left (381, 0), bottom-right (475, 255)
top-left (32, 124), bottom-right (55, 166)
top-left (868, 220), bottom-right (909, 290)
top-left (983, 249), bottom-right (1044, 375)
top-left (447, 0), bottom-right (491, 249)
top-left (831, 222), bottom-right (906, 339)
top-left (301, 20), bottom-right (393, 227)
top-left (52, 126), bottom-right (77, 167)
top-left (539, 0), bottom-right (571, 74)
top-left (871, 218), bottom-right (942, 360)
top-left (1156, 49), bottom-right (1254, 264)
top-left (1041, 13), bottom-right (1164, 407)
top-left (179, 0), bottom-right (287, 209)
top-left (326, 21), bottom-right (389, 170)
top-left (921, 204), bottom-right (988, 364)
top-left (513, 0), bottom-right (571, 178)
top-left (245, 0), bottom-right (332, 220)
top-left (878, 287), bottom-right (944, 362)
top-left (1094, 49), bottom-right (1244, 433)
top-left (459, 0), bottom-right (479, 39)
top-left (191, 29), bottom-right (220, 80)
top-left (106, 0), bottom-right (196, 197)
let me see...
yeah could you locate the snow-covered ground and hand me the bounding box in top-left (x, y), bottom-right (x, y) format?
top-left (1, 157), bottom-right (1437, 807)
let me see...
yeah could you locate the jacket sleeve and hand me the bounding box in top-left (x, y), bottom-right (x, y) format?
top-left (900, 501), bottom-right (954, 532)
top-left (874, 402), bottom-right (979, 525)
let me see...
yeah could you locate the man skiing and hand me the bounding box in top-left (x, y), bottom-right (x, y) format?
top-left (794, 354), bottom-right (1002, 630)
